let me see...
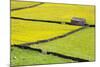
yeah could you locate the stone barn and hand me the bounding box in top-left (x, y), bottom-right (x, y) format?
top-left (71, 17), bottom-right (86, 26)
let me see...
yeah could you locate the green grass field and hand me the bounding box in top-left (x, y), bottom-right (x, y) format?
top-left (11, 1), bottom-right (95, 66)
top-left (11, 19), bottom-right (81, 45)
top-left (11, 3), bottom-right (95, 25)
top-left (11, 47), bottom-right (74, 66)
top-left (30, 27), bottom-right (95, 61)
top-left (11, 1), bottom-right (40, 10)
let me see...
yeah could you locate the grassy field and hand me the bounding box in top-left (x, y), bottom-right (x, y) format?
top-left (11, 1), bottom-right (40, 10)
top-left (29, 27), bottom-right (95, 61)
top-left (11, 47), bottom-right (74, 66)
top-left (11, 3), bottom-right (95, 25)
top-left (11, 19), bottom-right (81, 45)
top-left (11, 1), bottom-right (95, 66)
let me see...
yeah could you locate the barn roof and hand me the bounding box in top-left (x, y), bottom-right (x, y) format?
top-left (71, 17), bottom-right (86, 22)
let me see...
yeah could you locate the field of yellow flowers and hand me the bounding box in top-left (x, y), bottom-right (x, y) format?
top-left (11, 1), bottom-right (95, 66)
